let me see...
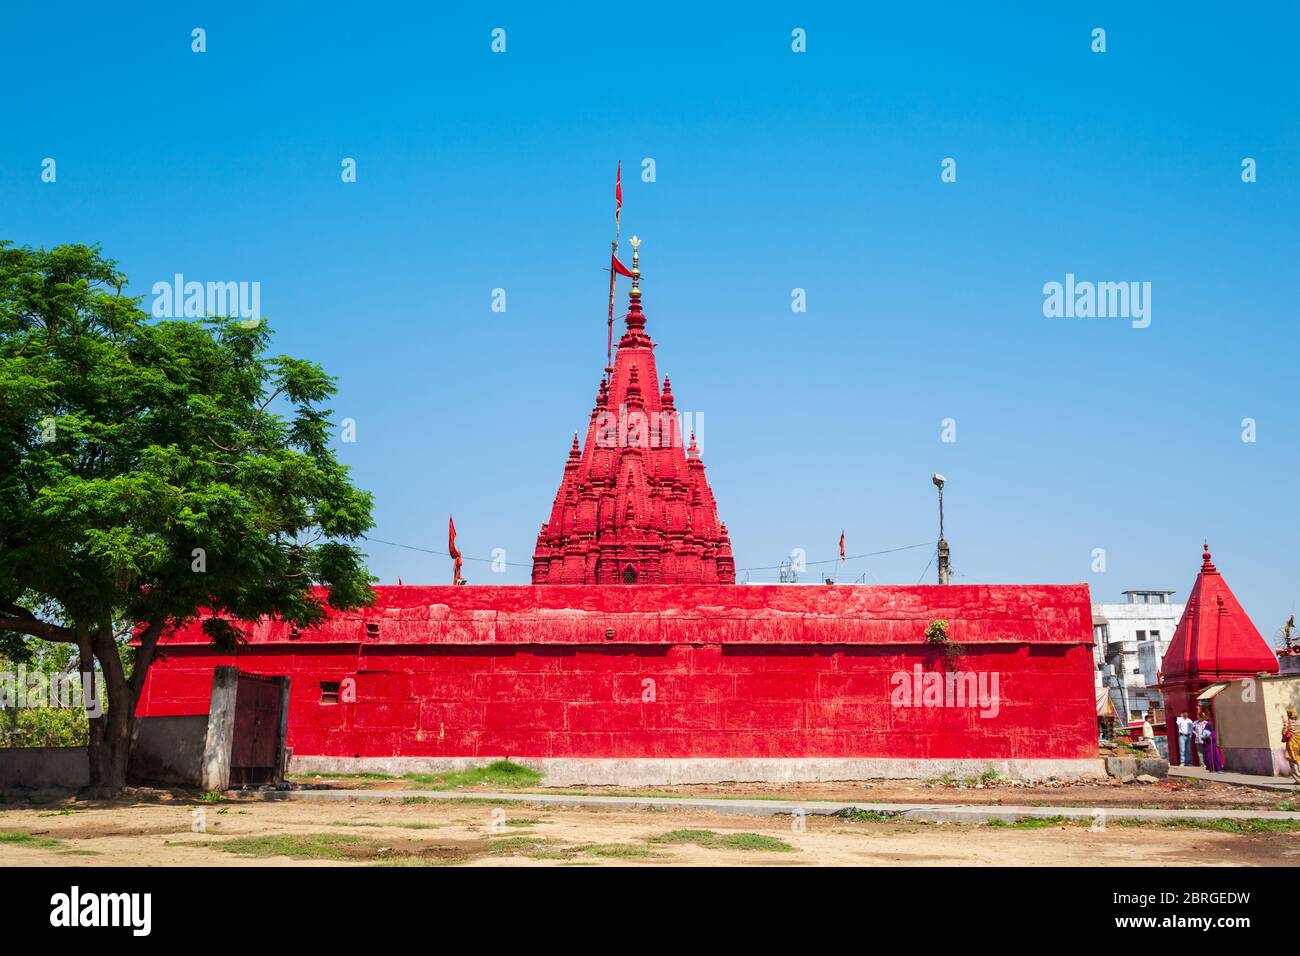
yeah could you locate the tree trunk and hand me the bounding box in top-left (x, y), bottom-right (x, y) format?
top-left (76, 628), bottom-right (104, 790)
top-left (90, 622), bottom-right (134, 794)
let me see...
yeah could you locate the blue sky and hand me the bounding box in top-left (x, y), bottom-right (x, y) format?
top-left (4, 3), bottom-right (1297, 638)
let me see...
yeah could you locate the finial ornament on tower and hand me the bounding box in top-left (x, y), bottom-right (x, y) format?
top-left (620, 234), bottom-right (650, 344)
top-left (629, 235), bottom-right (641, 299)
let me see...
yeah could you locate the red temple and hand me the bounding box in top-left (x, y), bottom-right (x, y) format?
top-left (135, 214), bottom-right (1106, 784)
top-left (532, 238), bottom-right (734, 585)
top-left (1159, 543), bottom-right (1278, 761)
top-left (138, 583), bottom-right (1100, 782)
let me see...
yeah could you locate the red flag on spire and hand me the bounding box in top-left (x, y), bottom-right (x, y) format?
top-left (611, 253), bottom-right (633, 277)
top-left (615, 161), bottom-right (622, 228)
top-left (448, 515), bottom-right (463, 585)
top-left (839, 531), bottom-right (846, 560)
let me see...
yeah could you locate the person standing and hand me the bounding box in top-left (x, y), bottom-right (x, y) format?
top-left (1175, 711), bottom-right (1193, 766)
top-left (1192, 713), bottom-right (1208, 768)
top-left (1201, 718), bottom-right (1222, 772)
top-left (1139, 713), bottom-right (1156, 752)
top-left (1284, 708), bottom-right (1300, 785)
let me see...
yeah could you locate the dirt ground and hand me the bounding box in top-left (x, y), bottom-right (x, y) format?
top-left (295, 772), bottom-right (1295, 810)
top-left (2, 783), bottom-right (1298, 867)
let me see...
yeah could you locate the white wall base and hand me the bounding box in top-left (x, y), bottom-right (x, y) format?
top-left (289, 755), bottom-right (1107, 787)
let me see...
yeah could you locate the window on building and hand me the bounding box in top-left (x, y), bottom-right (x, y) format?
top-left (1135, 630), bottom-right (1146, 641)
top-left (320, 681), bottom-right (340, 704)
top-left (1149, 630), bottom-right (1160, 641)
top-left (622, 566), bottom-right (638, 584)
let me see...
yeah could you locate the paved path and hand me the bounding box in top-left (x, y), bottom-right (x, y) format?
top-left (1168, 765), bottom-right (1297, 791)
top-left (250, 788), bottom-right (1300, 823)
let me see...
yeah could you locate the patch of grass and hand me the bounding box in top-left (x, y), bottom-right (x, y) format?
top-left (203, 832), bottom-right (477, 865)
top-left (507, 817), bottom-right (541, 827)
top-left (583, 843), bottom-right (659, 859)
top-left (393, 795), bottom-right (528, 808)
top-left (329, 820), bottom-right (445, 830)
top-left (1011, 814), bottom-right (1300, 834)
top-left (0, 831), bottom-right (62, 848)
top-left (37, 807), bottom-right (81, 817)
top-left (488, 835), bottom-right (577, 860)
top-left (722, 832), bottom-right (796, 851)
top-left (288, 771), bottom-right (397, 783)
top-left (56, 849), bottom-right (101, 856)
top-left (314, 771), bottom-right (395, 780)
top-left (647, 828), bottom-right (717, 844)
top-left (488, 835), bottom-right (549, 854)
top-left (196, 791), bottom-right (225, 803)
top-left (1153, 817), bottom-right (1300, 835)
top-left (206, 833), bottom-right (372, 860)
top-left (986, 815), bottom-right (1081, 830)
top-left (485, 835), bottom-right (660, 861)
top-left (647, 828), bottom-right (795, 852)
top-left (404, 761), bottom-right (544, 791)
top-left (835, 808), bottom-right (899, 823)
top-left (296, 762), bottom-right (544, 790)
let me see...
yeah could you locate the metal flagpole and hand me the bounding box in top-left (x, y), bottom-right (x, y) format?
top-left (606, 161), bottom-right (623, 382)
top-left (606, 241), bottom-right (616, 381)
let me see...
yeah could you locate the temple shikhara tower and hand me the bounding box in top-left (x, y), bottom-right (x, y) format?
top-left (532, 237), bottom-right (735, 584)
top-left (1159, 543), bottom-right (1279, 760)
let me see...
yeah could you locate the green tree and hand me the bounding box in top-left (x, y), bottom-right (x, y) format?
top-left (0, 638), bottom-right (99, 747)
top-left (0, 242), bottom-right (375, 792)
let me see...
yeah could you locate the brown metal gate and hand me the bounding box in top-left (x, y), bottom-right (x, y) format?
top-left (229, 672), bottom-right (285, 786)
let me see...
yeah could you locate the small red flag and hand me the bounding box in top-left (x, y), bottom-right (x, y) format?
top-left (615, 161), bottom-right (622, 227)
top-left (612, 253), bottom-right (633, 278)
top-left (839, 531), bottom-right (846, 560)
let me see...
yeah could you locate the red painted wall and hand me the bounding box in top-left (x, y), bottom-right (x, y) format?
top-left (136, 584), bottom-right (1098, 761)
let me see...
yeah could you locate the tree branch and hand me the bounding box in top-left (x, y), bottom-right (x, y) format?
top-left (0, 610), bottom-right (76, 644)
top-left (207, 436), bottom-right (239, 453)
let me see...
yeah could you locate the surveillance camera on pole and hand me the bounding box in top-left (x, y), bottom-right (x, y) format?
top-left (932, 474), bottom-right (950, 585)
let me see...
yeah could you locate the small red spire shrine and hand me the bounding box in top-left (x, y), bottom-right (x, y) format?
top-left (532, 237), bottom-right (735, 584)
top-left (1159, 543), bottom-right (1278, 761)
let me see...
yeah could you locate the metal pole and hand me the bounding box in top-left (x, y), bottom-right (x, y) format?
top-left (936, 482), bottom-right (950, 585)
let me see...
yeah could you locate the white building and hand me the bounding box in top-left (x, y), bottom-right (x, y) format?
top-left (1092, 589), bottom-right (1186, 725)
